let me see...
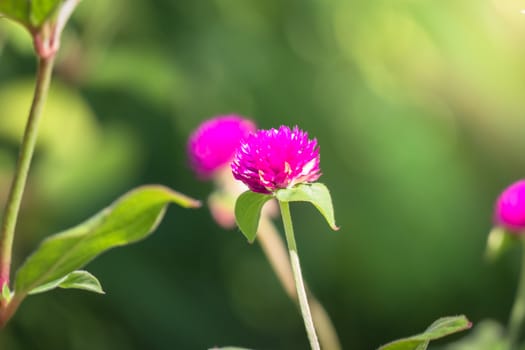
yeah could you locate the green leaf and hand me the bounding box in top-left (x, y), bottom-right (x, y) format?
top-left (28, 270), bottom-right (104, 295)
top-left (14, 185), bottom-right (200, 296)
top-left (0, 0), bottom-right (61, 27)
top-left (209, 348), bottom-right (253, 350)
top-left (0, 0), bottom-right (29, 24)
top-left (29, 0), bottom-right (62, 27)
top-left (441, 319), bottom-right (506, 350)
top-left (378, 315), bottom-right (472, 350)
top-left (234, 191), bottom-right (272, 243)
top-left (275, 183), bottom-right (339, 231)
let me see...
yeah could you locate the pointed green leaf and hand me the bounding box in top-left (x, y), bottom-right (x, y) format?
top-left (56, 270), bottom-right (104, 293)
top-left (275, 183), bottom-right (339, 231)
top-left (378, 315), bottom-right (472, 350)
top-left (234, 191), bottom-right (272, 243)
top-left (14, 185), bottom-right (200, 296)
top-left (29, 270), bottom-right (104, 295)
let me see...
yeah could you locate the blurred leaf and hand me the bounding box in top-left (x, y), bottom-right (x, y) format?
top-left (14, 185), bottom-right (201, 296)
top-left (0, 0), bottom-right (60, 28)
top-left (275, 183), bottom-right (339, 231)
top-left (377, 315), bottom-right (472, 350)
top-left (209, 348), bottom-right (252, 350)
top-left (0, 0), bottom-right (29, 25)
top-left (29, 270), bottom-right (104, 295)
top-left (0, 17), bottom-right (33, 53)
top-left (442, 319), bottom-right (506, 350)
top-left (234, 191), bottom-right (272, 243)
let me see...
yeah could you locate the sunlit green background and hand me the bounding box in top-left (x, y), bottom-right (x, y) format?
top-left (1, 0), bottom-right (525, 349)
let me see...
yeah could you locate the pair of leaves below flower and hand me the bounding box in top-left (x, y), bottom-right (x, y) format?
top-left (0, 0), bottom-right (61, 28)
top-left (234, 182), bottom-right (338, 243)
top-left (378, 315), bottom-right (472, 350)
top-left (13, 185), bottom-right (200, 298)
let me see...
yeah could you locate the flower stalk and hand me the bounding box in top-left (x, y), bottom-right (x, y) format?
top-left (0, 293), bottom-right (24, 327)
top-left (258, 215), bottom-right (340, 350)
top-left (279, 200), bottom-right (320, 350)
top-left (507, 238), bottom-right (525, 348)
top-left (0, 55), bottom-right (55, 300)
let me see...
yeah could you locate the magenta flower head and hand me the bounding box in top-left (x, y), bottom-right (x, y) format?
top-left (187, 115), bottom-right (256, 179)
top-left (494, 179), bottom-right (525, 233)
top-left (231, 125), bottom-right (321, 194)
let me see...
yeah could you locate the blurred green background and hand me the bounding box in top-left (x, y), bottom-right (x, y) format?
top-left (1, 0), bottom-right (525, 349)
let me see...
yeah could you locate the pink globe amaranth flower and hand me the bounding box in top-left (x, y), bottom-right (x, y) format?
top-left (231, 125), bottom-right (321, 194)
top-left (187, 115), bottom-right (257, 179)
top-left (494, 179), bottom-right (525, 233)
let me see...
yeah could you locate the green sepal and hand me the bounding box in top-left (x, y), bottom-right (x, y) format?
top-left (234, 191), bottom-right (272, 243)
top-left (378, 315), bottom-right (472, 350)
top-left (28, 270), bottom-right (104, 295)
top-left (14, 185), bottom-right (200, 296)
top-left (1, 283), bottom-right (11, 303)
top-left (276, 182), bottom-right (339, 231)
top-left (485, 226), bottom-right (519, 262)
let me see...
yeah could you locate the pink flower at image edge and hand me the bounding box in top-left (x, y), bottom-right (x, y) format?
top-left (187, 115), bottom-right (256, 179)
top-left (494, 179), bottom-right (525, 232)
top-left (231, 125), bottom-right (321, 194)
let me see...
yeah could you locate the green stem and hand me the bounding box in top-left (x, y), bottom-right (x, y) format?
top-left (0, 293), bottom-right (25, 328)
top-left (258, 216), bottom-right (341, 350)
top-left (0, 56), bottom-right (55, 294)
top-left (279, 201), bottom-right (320, 350)
top-left (507, 239), bottom-right (525, 349)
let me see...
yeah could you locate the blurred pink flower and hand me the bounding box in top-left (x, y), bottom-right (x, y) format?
top-left (187, 115), bottom-right (256, 179)
top-left (494, 179), bottom-right (525, 232)
top-left (231, 125), bottom-right (321, 194)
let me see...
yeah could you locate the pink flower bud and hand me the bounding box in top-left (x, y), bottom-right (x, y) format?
top-left (187, 115), bottom-right (256, 179)
top-left (494, 180), bottom-right (525, 233)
